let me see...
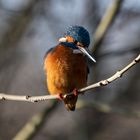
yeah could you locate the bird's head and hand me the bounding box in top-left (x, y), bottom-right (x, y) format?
top-left (59, 25), bottom-right (96, 63)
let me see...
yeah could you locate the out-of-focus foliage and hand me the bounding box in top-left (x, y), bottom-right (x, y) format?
top-left (0, 0), bottom-right (140, 140)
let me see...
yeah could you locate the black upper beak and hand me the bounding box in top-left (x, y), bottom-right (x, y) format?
top-left (77, 46), bottom-right (96, 63)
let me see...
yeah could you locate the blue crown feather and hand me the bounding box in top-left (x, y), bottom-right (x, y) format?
top-left (64, 25), bottom-right (90, 47)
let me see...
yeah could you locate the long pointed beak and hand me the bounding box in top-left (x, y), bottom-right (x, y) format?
top-left (77, 46), bottom-right (96, 63)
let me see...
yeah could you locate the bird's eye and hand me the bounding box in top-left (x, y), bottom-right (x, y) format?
top-left (74, 40), bottom-right (78, 45)
top-left (77, 42), bottom-right (83, 47)
top-left (73, 40), bottom-right (83, 47)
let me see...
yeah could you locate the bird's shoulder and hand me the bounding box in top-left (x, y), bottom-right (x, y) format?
top-left (44, 47), bottom-right (55, 60)
top-left (44, 42), bottom-right (77, 59)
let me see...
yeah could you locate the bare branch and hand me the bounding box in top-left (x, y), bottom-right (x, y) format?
top-left (78, 54), bottom-right (140, 93)
top-left (0, 93), bottom-right (59, 102)
top-left (0, 54), bottom-right (139, 102)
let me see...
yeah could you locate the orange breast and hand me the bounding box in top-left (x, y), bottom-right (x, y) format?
top-left (44, 45), bottom-right (88, 95)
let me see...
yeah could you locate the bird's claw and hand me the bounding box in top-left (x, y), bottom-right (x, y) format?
top-left (58, 88), bottom-right (78, 101)
top-left (73, 88), bottom-right (78, 96)
top-left (58, 94), bottom-right (64, 100)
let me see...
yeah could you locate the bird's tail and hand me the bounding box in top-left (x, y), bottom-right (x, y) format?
top-left (63, 94), bottom-right (78, 111)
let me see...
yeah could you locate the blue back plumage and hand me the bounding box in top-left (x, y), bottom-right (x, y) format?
top-left (64, 25), bottom-right (90, 47)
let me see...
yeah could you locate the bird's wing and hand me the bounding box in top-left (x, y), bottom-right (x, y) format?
top-left (44, 47), bottom-right (54, 60)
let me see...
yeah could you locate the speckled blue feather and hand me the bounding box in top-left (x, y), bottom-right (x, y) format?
top-left (64, 25), bottom-right (90, 47)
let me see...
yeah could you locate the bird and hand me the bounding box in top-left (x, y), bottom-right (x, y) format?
top-left (44, 25), bottom-right (96, 111)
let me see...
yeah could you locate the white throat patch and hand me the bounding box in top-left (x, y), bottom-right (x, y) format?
top-left (73, 49), bottom-right (82, 54)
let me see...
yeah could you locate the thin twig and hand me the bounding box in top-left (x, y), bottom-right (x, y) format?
top-left (0, 93), bottom-right (59, 102)
top-left (78, 54), bottom-right (140, 93)
top-left (0, 54), bottom-right (139, 102)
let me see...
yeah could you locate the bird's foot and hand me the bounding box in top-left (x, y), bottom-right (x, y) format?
top-left (58, 89), bottom-right (78, 101)
top-left (58, 94), bottom-right (64, 100)
top-left (73, 88), bottom-right (78, 96)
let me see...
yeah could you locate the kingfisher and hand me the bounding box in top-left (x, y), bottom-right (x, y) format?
top-left (44, 25), bottom-right (96, 111)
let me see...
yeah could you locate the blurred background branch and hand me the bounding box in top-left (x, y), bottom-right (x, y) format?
top-left (13, 101), bottom-right (57, 140)
top-left (0, 0), bottom-right (39, 92)
top-left (90, 0), bottom-right (123, 53)
top-left (77, 100), bottom-right (140, 118)
top-left (0, 0), bottom-right (38, 50)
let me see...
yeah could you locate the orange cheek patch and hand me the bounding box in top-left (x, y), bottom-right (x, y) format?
top-left (66, 36), bottom-right (75, 42)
